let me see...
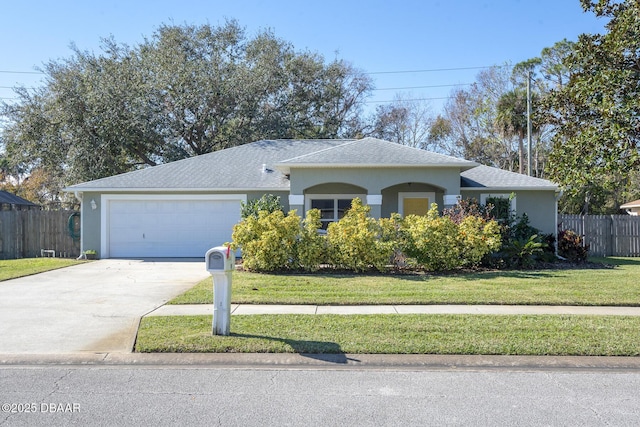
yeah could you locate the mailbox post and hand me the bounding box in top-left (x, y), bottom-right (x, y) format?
top-left (205, 246), bottom-right (234, 336)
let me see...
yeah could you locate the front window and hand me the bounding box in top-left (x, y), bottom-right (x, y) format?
top-left (481, 194), bottom-right (516, 223)
top-left (311, 198), bottom-right (356, 229)
top-left (486, 197), bottom-right (511, 221)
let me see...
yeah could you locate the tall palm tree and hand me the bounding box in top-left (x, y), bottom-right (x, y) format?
top-left (495, 89), bottom-right (528, 174)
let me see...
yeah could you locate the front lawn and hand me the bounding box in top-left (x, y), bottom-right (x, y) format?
top-left (135, 314), bottom-right (640, 355)
top-left (139, 258), bottom-right (640, 355)
top-left (169, 257), bottom-right (640, 306)
top-left (0, 258), bottom-right (86, 281)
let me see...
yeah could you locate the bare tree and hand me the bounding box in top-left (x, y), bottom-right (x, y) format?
top-left (370, 94), bottom-right (435, 150)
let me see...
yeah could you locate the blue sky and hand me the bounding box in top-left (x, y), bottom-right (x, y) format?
top-left (0, 0), bottom-right (608, 115)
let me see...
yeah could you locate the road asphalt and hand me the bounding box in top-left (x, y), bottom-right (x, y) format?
top-left (1, 259), bottom-right (639, 368)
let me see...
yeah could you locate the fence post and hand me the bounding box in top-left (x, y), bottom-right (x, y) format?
top-left (582, 215), bottom-right (588, 255)
top-left (608, 215), bottom-right (614, 257)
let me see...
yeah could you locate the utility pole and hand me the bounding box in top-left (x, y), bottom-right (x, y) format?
top-left (526, 70), bottom-right (532, 176)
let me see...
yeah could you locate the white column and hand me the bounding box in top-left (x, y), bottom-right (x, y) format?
top-left (367, 195), bottom-right (383, 218)
top-left (288, 194), bottom-right (304, 214)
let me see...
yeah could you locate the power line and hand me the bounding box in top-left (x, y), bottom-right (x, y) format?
top-left (364, 97), bottom-right (450, 104)
top-left (0, 70), bottom-right (44, 75)
top-left (0, 86), bottom-right (37, 89)
top-left (373, 83), bottom-right (471, 91)
top-left (366, 65), bottom-right (508, 75)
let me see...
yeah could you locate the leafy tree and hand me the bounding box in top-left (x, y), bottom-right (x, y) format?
top-left (543, 0), bottom-right (640, 213)
top-left (0, 20), bottom-right (372, 197)
top-left (532, 39), bottom-right (576, 91)
top-left (435, 66), bottom-right (522, 171)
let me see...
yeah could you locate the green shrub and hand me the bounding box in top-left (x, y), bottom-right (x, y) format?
top-left (558, 229), bottom-right (589, 263)
top-left (401, 204), bottom-right (502, 270)
top-left (231, 209), bottom-right (301, 271)
top-left (457, 215), bottom-right (502, 266)
top-left (240, 194), bottom-right (283, 219)
top-left (326, 198), bottom-right (394, 272)
top-left (378, 213), bottom-right (405, 267)
top-left (489, 213), bottom-right (550, 268)
top-left (501, 234), bottom-right (547, 269)
top-left (401, 204), bottom-right (461, 271)
top-left (296, 209), bottom-right (327, 271)
top-left (443, 198), bottom-right (494, 224)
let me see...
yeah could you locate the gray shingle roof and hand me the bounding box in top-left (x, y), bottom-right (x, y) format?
top-left (65, 139), bottom-right (349, 191)
top-left (461, 165), bottom-right (557, 190)
top-left (277, 137), bottom-right (477, 171)
top-left (64, 138), bottom-right (558, 192)
top-left (0, 190), bottom-right (39, 206)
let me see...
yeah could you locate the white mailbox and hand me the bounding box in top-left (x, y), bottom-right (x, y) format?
top-left (206, 246), bottom-right (235, 273)
top-left (205, 246), bottom-right (234, 336)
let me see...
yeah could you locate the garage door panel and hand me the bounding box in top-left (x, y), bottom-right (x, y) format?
top-left (107, 199), bottom-right (241, 258)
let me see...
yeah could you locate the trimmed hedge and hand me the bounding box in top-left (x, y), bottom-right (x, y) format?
top-left (232, 198), bottom-right (503, 273)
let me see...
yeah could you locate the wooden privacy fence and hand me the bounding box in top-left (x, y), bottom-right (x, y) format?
top-left (559, 214), bottom-right (640, 257)
top-left (0, 210), bottom-right (81, 260)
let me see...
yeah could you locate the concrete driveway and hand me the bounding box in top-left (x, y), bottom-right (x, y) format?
top-left (0, 259), bottom-right (209, 354)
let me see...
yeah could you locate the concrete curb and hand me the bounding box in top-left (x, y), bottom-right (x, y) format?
top-left (1, 353), bottom-right (639, 371)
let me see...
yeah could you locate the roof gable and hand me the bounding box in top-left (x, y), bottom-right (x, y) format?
top-left (276, 137), bottom-right (477, 172)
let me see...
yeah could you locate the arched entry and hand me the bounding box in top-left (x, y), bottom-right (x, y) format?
top-left (381, 183), bottom-right (444, 217)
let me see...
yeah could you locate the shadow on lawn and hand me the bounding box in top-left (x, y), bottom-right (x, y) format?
top-left (593, 257), bottom-right (640, 267)
top-left (230, 332), bottom-right (358, 364)
top-left (387, 270), bottom-right (561, 282)
top-left (454, 270), bottom-right (563, 281)
top-left (386, 260), bottom-right (622, 282)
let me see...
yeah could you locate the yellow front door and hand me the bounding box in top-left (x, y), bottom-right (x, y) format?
top-left (403, 197), bottom-right (430, 216)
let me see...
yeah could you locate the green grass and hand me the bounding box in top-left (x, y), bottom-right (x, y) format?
top-left (135, 314), bottom-right (640, 355)
top-left (0, 258), bottom-right (86, 281)
top-left (169, 257), bottom-right (640, 306)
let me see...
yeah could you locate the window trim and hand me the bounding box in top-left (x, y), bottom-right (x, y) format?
top-left (305, 194), bottom-right (366, 225)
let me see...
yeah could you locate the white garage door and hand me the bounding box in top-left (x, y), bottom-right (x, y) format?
top-left (106, 197), bottom-right (243, 258)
